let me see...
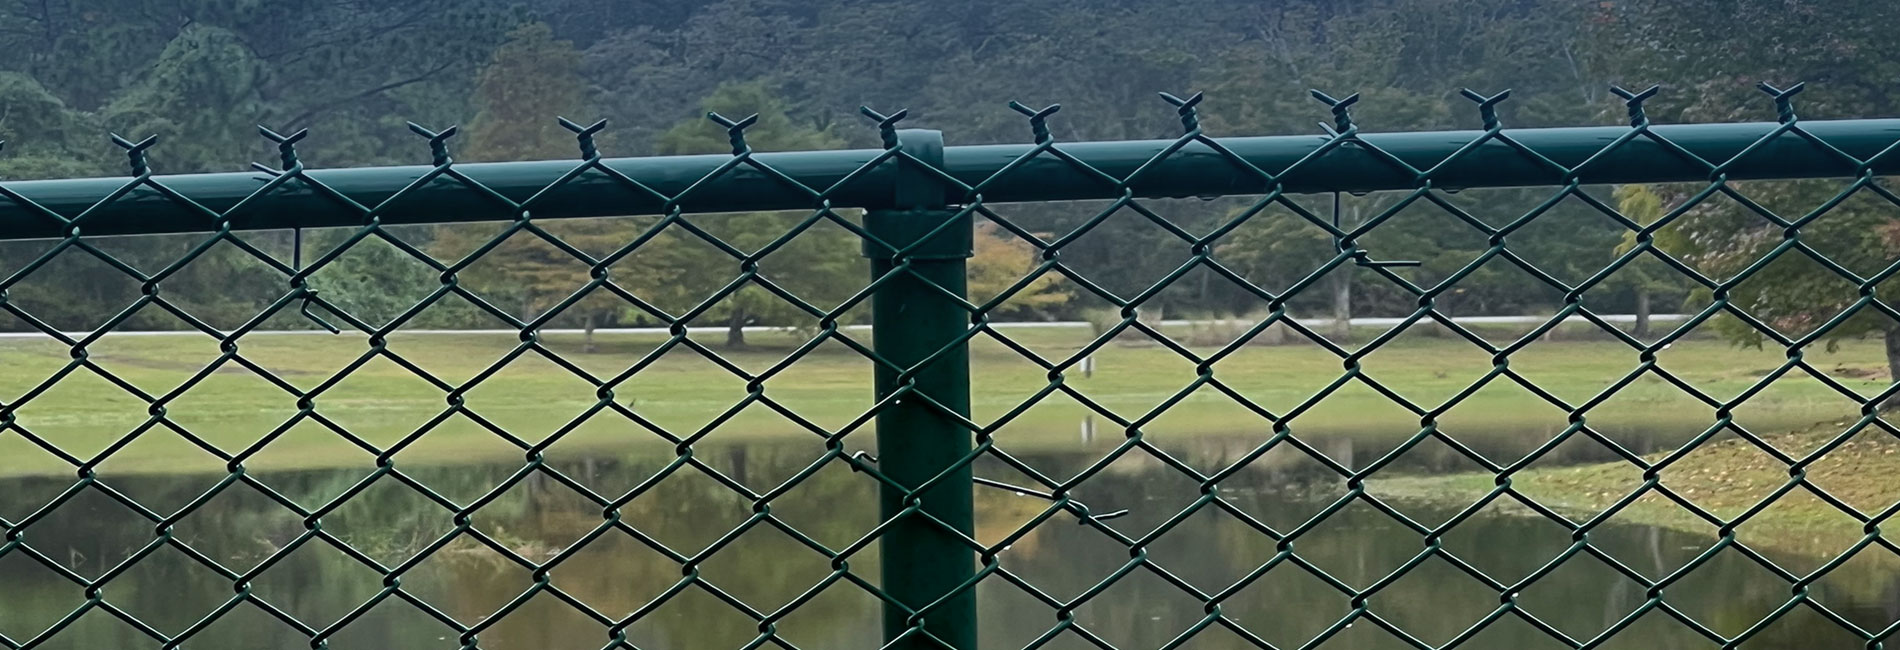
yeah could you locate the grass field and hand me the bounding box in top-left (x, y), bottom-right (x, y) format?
top-left (0, 324), bottom-right (1888, 477)
top-left (1377, 420), bottom-right (1900, 563)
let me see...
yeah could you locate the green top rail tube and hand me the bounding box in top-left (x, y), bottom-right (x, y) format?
top-left (2, 118), bottom-right (1898, 240)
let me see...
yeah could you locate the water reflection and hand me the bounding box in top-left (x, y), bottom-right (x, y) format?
top-left (2, 436), bottom-right (1894, 649)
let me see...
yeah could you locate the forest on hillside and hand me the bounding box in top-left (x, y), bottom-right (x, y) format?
top-left (0, 0), bottom-right (1895, 358)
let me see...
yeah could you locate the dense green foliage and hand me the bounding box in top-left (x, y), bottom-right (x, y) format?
top-left (0, 0), bottom-right (1894, 358)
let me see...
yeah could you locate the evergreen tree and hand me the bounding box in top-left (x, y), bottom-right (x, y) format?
top-left (651, 81), bottom-right (856, 348)
top-left (437, 22), bottom-right (676, 351)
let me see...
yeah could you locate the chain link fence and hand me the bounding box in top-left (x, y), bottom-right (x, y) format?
top-left (2, 83), bottom-right (1899, 649)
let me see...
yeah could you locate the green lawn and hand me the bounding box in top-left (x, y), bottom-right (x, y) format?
top-left (0, 325), bottom-right (1887, 476)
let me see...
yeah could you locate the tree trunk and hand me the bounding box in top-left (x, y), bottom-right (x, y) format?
top-left (728, 445), bottom-right (749, 487)
top-left (1196, 265), bottom-right (1212, 309)
top-left (1889, 588), bottom-right (1900, 636)
top-left (1332, 201), bottom-right (1359, 343)
top-left (1885, 327), bottom-right (1900, 412)
top-left (1647, 525), bottom-right (1666, 575)
top-left (1331, 270), bottom-right (1352, 342)
top-left (1427, 296), bottom-right (1452, 339)
top-left (1633, 288), bottom-right (1652, 338)
top-left (1603, 573), bottom-right (1621, 630)
top-left (726, 307), bottom-right (748, 348)
top-left (582, 311), bottom-right (599, 354)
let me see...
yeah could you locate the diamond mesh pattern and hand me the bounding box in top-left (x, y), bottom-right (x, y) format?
top-left (2, 83), bottom-right (1899, 650)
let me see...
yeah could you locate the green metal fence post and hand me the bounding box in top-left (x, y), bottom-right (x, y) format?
top-left (864, 128), bottom-right (979, 650)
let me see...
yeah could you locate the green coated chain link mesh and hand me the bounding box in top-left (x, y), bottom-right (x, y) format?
top-left (2, 82), bottom-right (1899, 650)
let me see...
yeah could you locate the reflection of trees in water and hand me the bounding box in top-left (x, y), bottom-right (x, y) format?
top-left (2, 440), bottom-right (1896, 648)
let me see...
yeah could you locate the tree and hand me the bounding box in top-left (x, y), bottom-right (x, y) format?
top-left (98, 24), bottom-right (271, 174)
top-left (652, 81), bottom-right (858, 348)
top-left (1207, 89), bottom-right (1454, 340)
top-left (1, 0), bottom-right (1893, 338)
top-left (463, 23), bottom-right (590, 164)
top-left (1196, 5), bottom-right (1456, 340)
top-left (438, 22), bottom-right (676, 352)
top-left (969, 222), bottom-right (1066, 317)
top-left (0, 72), bottom-right (107, 180)
top-left (0, 0), bottom-right (519, 333)
top-left (2, 0), bottom-right (514, 167)
top-left (1657, 179), bottom-right (1900, 391)
top-left (1611, 185), bottom-right (1686, 338)
top-left (1195, 0), bottom-right (1620, 341)
top-left (300, 226), bottom-right (484, 330)
top-left (1593, 0), bottom-right (1900, 391)
top-left (1593, 0), bottom-right (1900, 123)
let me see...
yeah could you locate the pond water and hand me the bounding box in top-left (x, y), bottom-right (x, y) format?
top-left (2, 431), bottom-right (1895, 649)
